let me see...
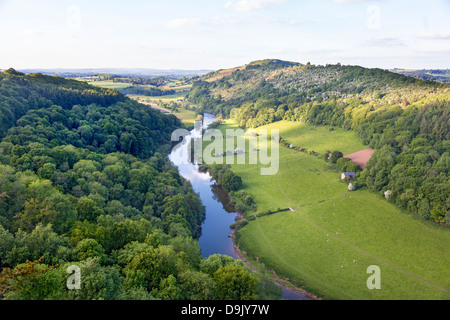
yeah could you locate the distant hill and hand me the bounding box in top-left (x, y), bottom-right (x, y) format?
top-left (391, 68), bottom-right (450, 83)
top-left (0, 68), bottom-right (180, 155)
top-left (188, 59), bottom-right (450, 225)
top-left (12, 68), bottom-right (212, 79)
top-left (189, 59), bottom-right (446, 122)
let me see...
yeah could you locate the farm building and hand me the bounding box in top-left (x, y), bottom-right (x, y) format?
top-left (341, 172), bottom-right (356, 180)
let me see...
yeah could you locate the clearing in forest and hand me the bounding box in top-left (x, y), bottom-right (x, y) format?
top-left (344, 149), bottom-right (375, 170)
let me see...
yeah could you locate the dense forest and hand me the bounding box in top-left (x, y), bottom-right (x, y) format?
top-left (188, 59), bottom-right (450, 224)
top-left (0, 69), bottom-right (280, 300)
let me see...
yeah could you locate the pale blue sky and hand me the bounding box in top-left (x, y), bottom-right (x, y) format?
top-left (0, 0), bottom-right (449, 70)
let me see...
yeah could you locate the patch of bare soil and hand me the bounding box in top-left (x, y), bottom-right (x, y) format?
top-left (344, 148), bottom-right (375, 170)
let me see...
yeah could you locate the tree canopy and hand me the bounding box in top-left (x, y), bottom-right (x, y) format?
top-left (189, 61), bottom-right (449, 225)
top-left (0, 70), bottom-right (280, 300)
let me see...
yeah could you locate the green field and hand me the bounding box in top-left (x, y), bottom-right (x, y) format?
top-left (127, 94), bottom-right (197, 128)
top-left (261, 120), bottom-right (366, 155)
top-left (129, 91), bottom-right (187, 103)
top-left (85, 80), bottom-right (132, 90)
top-left (173, 108), bottom-right (198, 128)
top-left (204, 119), bottom-right (450, 300)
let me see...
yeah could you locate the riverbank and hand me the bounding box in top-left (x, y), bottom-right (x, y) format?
top-left (209, 119), bottom-right (450, 300)
top-left (229, 213), bottom-right (320, 301)
top-left (171, 112), bottom-right (317, 300)
top-left (201, 167), bottom-right (318, 300)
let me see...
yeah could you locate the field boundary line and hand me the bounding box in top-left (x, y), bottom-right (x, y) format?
top-left (252, 217), bottom-right (360, 299)
top-left (294, 204), bottom-right (450, 295)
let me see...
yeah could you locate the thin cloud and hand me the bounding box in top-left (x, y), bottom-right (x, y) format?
top-left (416, 32), bottom-right (450, 40)
top-left (211, 15), bottom-right (240, 25)
top-left (225, 0), bottom-right (285, 12)
top-left (164, 18), bottom-right (202, 28)
top-left (21, 29), bottom-right (45, 36)
top-left (365, 36), bottom-right (406, 47)
top-left (164, 15), bottom-right (240, 30)
top-left (332, 0), bottom-right (379, 3)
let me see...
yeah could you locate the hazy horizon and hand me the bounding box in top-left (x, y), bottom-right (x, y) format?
top-left (1, 0), bottom-right (449, 70)
top-left (8, 64), bottom-right (450, 73)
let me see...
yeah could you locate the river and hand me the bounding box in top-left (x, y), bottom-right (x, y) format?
top-left (169, 113), bottom-right (309, 300)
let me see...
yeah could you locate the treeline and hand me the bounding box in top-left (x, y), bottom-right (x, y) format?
top-left (393, 69), bottom-right (450, 83)
top-left (119, 86), bottom-right (176, 97)
top-left (207, 164), bottom-right (243, 193)
top-left (2, 99), bottom-right (182, 158)
top-left (113, 76), bottom-right (169, 87)
top-left (357, 101), bottom-right (449, 223)
top-left (188, 63), bottom-right (433, 123)
top-left (305, 98), bottom-right (449, 223)
top-left (0, 70), bottom-right (280, 300)
top-left (188, 61), bottom-right (449, 224)
top-left (199, 164), bottom-right (256, 214)
top-left (261, 98), bottom-right (449, 223)
top-left (0, 69), bottom-right (125, 138)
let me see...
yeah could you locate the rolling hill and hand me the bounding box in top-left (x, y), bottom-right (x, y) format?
top-left (391, 69), bottom-right (450, 83)
top-left (195, 59), bottom-right (450, 299)
top-left (189, 58), bottom-right (449, 224)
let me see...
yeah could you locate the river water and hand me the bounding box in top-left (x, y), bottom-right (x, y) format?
top-left (169, 113), bottom-right (309, 300)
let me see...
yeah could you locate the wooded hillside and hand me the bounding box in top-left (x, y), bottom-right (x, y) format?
top-left (0, 70), bottom-right (276, 300)
top-left (189, 60), bottom-right (450, 224)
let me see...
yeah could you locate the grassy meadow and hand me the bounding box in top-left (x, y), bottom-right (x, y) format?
top-left (173, 108), bottom-right (198, 128)
top-left (203, 119), bottom-right (450, 300)
top-left (84, 80), bottom-right (133, 90)
top-left (129, 91), bottom-right (188, 103)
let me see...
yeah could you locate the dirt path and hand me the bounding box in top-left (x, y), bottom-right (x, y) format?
top-left (137, 101), bottom-right (183, 120)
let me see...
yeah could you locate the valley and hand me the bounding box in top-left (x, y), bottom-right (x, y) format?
top-left (80, 60), bottom-right (449, 299)
top-left (2, 58), bottom-right (448, 301)
top-left (197, 117), bottom-right (449, 299)
top-left (1, 0), bottom-right (449, 308)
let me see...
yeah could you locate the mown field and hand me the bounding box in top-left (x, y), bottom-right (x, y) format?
top-left (84, 78), bottom-right (191, 97)
top-left (129, 91), bottom-right (187, 103)
top-left (85, 79), bottom-right (196, 128)
top-left (173, 108), bottom-right (198, 128)
top-left (203, 119), bottom-right (450, 300)
top-left (85, 80), bottom-right (132, 90)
